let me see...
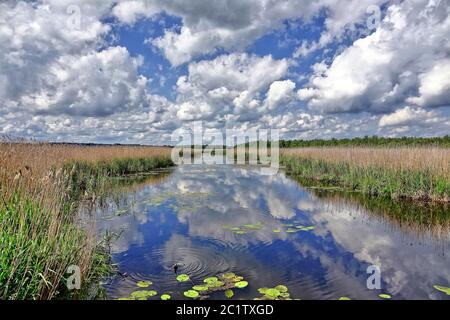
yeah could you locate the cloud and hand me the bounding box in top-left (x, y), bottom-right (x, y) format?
top-left (0, 1), bottom-right (153, 118)
top-left (265, 80), bottom-right (296, 110)
top-left (379, 106), bottom-right (439, 127)
top-left (173, 53), bottom-right (291, 122)
top-left (298, 0), bottom-right (450, 114)
top-left (407, 58), bottom-right (450, 108)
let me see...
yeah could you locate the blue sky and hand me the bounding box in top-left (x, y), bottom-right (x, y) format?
top-left (0, 0), bottom-right (449, 144)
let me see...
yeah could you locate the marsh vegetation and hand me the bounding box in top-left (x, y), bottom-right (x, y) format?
top-left (0, 142), bottom-right (173, 299)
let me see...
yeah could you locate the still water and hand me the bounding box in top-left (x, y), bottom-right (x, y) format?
top-left (92, 165), bottom-right (450, 300)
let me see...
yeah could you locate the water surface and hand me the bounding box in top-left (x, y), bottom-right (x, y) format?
top-left (93, 165), bottom-right (450, 300)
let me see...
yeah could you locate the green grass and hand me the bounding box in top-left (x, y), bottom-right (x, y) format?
top-left (0, 156), bottom-right (174, 300)
top-left (281, 155), bottom-right (450, 202)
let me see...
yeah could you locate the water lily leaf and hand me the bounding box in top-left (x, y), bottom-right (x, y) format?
top-left (232, 276), bottom-right (244, 282)
top-left (207, 280), bottom-right (225, 288)
top-left (193, 285), bottom-right (209, 292)
top-left (279, 292), bottom-right (290, 298)
top-left (235, 281), bottom-right (248, 288)
top-left (258, 288), bottom-right (269, 294)
top-left (233, 230), bottom-right (247, 234)
top-left (272, 229), bottom-right (281, 233)
top-left (433, 285), bottom-right (450, 295)
top-left (338, 297), bottom-right (351, 300)
top-left (378, 294), bottom-right (392, 299)
top-left (264, 288), bottom-right (281, 299)
top-left (160, 294), bottom-right (171, 300)
top-left (230, 227), bottom-right (241, 231)
top-left (225, 289), bottom-right (234, 299)
top-left (303, 226), bottom-right (316, 230)
top-left (221, 273), bottom-right (236, 280)
top-left (130, 290), bottom-right (157, 299)
top-left (282, 224), bottom-right (294, 227)
top-left (204, 277), bottom-right (219, 284)
top-left (116, 297), bottom-right (133, 300)
top-left (286, 228), bottom-right (298, 233)
top-left (275, 285), bottom-right (288, 293)
top-left (136, 280), bottom-right (152, 288)
top-left (184, 290), bottom-right (199, 298)
top-left (176, 274), bottom-right (190, 282)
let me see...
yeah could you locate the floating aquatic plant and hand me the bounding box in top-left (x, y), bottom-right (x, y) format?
top-left (221, 273), bottom-right (236, 280)
top-left (136, 280), bottom-right (153, 288)
top-left (204, 276), bottom-right (219, 283)
top-left (160, 294), bottom-right (171, 300)
top-left (176, 274), bottom-right (190, 282)
top-left (272, 229), bottom-right (281, 233)
top-left (275, 285), bottom-right (288, 293)
top-left (338, 297), bottom-right (351, 300)
top-left (286, 228), bottom-right (299, 233)
top-left (184, 273), bottom-right (248, 300)
top-left (265, 288), bottom-right (281, 299)
top-left (225, 289), bottom-right (234, 299)
top-left (256, 284), bottom-right (292, 300)
top-left (184, 290), bottom-right (199, 298)
top-left (203, 277), bottom-right (224, 288)
top-left (193, 285), bottom-right (209, 292)
top-left (130, 290), bottom-right (158, 299)
top-left (235, 281), bottom-right (248, 288)
top-left (378, 293), bottom-right (392, 299)
top-left (433, 285), bottom-right (450, 295)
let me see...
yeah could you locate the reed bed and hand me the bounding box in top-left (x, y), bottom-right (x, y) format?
top-left (281, 147), bottom-right (450, 202)
top-left (0, 142), bottom-right (173, 300)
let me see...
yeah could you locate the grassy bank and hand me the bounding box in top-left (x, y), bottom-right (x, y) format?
top-left (281, 147), bottom-right (450, 202)
top-left (0, 142), bottom-right (173, 299)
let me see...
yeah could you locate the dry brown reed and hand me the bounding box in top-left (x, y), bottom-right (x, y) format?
top-left (282, 147), bottom-right (450, 179)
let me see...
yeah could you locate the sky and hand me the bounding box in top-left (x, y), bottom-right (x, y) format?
top-left (0, 0), bottom-right (449, 145)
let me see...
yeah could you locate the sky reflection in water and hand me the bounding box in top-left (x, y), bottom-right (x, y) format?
top-left (95, 165), bottom-right (450, 300)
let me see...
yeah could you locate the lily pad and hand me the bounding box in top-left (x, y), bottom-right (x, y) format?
top-left (433, 285), bottom-right (450, 295)
top-left (208, 280), bottom-right (225, 288)
top-left (225, 289), bottom-right (234, 299)
top-left (265, 288), bottom-right (281, 299)
top-left (378, 293), bottom-right (392, 299)
top-left (338, 297), bottom-right (351, 300)
top-left (192, 285), bottom-right (209, 292)
top-left (230, 227), bottom-right (241, 231)
top-left (286, 228), bottom-right (298, 233)
top-left (136, 280), bottom-right (153, 288)
top-left (176, 274), bottom-right (190, 282)
top-left (204, 276), bottom-right (219, 284)
top-left (184, 290), bottom-right (199, 299)
top-left (116, 297), bottom-right (133, 300)
top-left (160, 294), bottom-right (171, 300)
top-left (130, 290), bottom-right (157, 299)
top-left (272, 229), bottom-right (281, 233)
top-left (235, 281), bottom-right (249, 288)
top-left (258, 287), bottom-right (269, 294)
top-left (275, 285), bottom-right (288, 293)
top-left (221, 273), bottom-right (236, 280)
top-left (232, 276), bottom-right (244, 282)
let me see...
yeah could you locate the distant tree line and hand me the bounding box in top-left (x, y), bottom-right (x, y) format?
top-left (279, 136), bottom-right (450, 148)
